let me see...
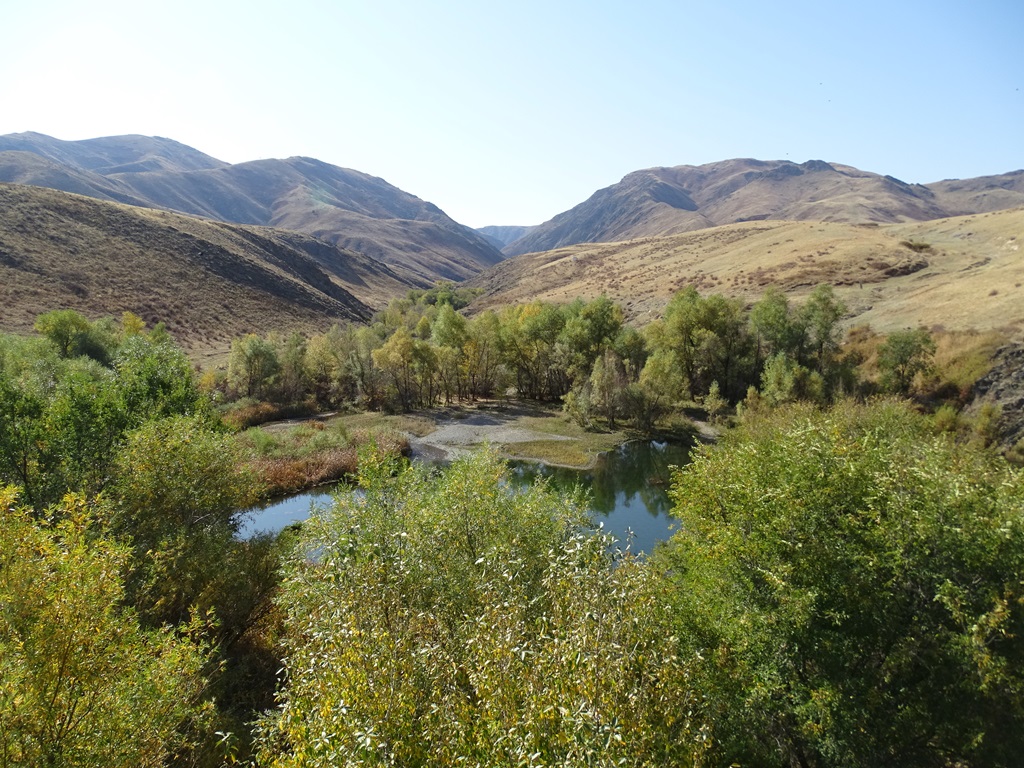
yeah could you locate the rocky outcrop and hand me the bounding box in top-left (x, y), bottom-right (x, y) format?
top-left (970, 343), bottom-right (1024, 449)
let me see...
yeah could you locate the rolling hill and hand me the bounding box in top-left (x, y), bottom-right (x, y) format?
top-left (0, 183), bottom-right (416, 362)
top-left (503, 159), bottom-right (1024, 256)
top-left (0, 132), bottom-right (504, 286)
top-left (469, 206), bottom-right (1024, 337)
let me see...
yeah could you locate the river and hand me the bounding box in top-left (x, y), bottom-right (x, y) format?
top-left (238, 439), bottom-right (694, 554)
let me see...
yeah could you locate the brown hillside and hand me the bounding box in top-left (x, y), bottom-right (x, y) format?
top-left (504, 159), bottom-right (1019, 256)
top-left (0, 183), bottom-right (386, 361)
top-left (926, 170), bottom-right (1024, 215)
top-left (0, 133), bottom-right (504, 287)
top-left (469, 207), bottom-right (1024, 338)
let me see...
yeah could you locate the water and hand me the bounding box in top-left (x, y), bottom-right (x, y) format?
top-left (239, 440), bottom-right (694, 553)
top-left (236, 486), bottom-right (335, 538)
top-left (507, 439), bottom-right (693, 554)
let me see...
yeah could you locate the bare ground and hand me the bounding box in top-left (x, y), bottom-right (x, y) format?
top-left (404, 403), bottom-right (575, 462)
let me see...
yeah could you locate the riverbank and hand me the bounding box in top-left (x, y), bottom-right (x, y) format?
top-left (238, 400), bottom-right (706, 501)
top-left (402, 401), bottom-right (626, 469)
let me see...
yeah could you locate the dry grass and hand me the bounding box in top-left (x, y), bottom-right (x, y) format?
top-left (471, 207), bottom-right (1024, 339)
top-left (931, 329), bottom-right (1005, 392)
top-left (249, 449), bottom-right (359, 496)
top-left (0, 183), bottom-right (380, 358)
top-left (236, 416), bottom-right (410, 498)
top-left (332, 411), bottom-right (438, 438)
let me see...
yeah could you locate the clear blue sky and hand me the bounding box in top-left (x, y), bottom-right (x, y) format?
top-left (2, 0), bottom-right (1021, 227)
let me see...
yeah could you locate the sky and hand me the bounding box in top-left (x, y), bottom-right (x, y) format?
top-left (2, 0), bottom-right (1021, 228)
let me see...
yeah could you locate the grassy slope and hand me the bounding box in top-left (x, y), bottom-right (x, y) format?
top-left (470, 207), bottom-right (1024, 337)
top-left (0, 134), bottom-right (506, 287)
top-left (0, 183), bottom-right (385, 361)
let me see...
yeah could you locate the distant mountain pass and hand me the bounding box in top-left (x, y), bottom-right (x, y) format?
top-left (475, 224), bottom-right (536, 249)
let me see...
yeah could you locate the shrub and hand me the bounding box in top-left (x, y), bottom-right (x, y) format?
top-left (656, 401), bottom-right (1024, 767)
top-left (254, 451), bottom-right (709, 766)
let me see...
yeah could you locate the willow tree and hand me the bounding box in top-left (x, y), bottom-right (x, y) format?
top-left (0, 488), bottom-right (212, 768)
top-left (657, 401), bottom-right (1024, 767)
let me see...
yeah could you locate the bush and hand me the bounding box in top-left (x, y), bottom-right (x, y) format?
top-left (0, 487), bottom-right (212, 767)
top-left (254, 451), bottom-right (708, 766)
top-left (656, 401), bottom-right (1024, 767)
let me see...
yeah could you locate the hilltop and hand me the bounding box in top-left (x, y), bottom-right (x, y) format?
top-left (503, 159), bottom-right (1024, 256)
top-left (0, 132), bottom-right (504, 286)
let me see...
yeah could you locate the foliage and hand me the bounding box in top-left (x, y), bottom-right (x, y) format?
top-left (877, 327), bottom-right (936, 394)
top-left (254, 451), bottom-right (708, 767)
top-left (799, 284), bottom-right (846, 377)
top-left (33, 309), bottom-right (115, 364)
top-left (0, 487), bottom-right (212, 768)
top-left (112, 415), bottom-right (263, 627)
top-left (656, 401), bottom-right (1024, 767)
top-left (0, 318), bottom-right (206, 507)
top-left (407, 281), bottom-right (483, 310)
top-left (229, 334), bottom-right (281, 400)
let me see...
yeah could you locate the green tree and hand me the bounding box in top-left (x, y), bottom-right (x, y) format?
top-left (799, 284), bottom-right (846, 376)
top-left (499, 301), bottom-right (568, 400)
top-left (432, 303), bottom-right (469, 403)
top-left (0, 487), bottom-right (212, 768)
top-left (111, 415), bottom-right (262, 627)
top-left (349, 325), bottom-right (387, 409)
top-left (254, 451), bottom-right (707, 767)
top-left (228, 334), bottom-right (280, 400)
top-left (750, 285), bottom-right (807, 367)
top-left (877, 327), bottom-right (936, 394)
top-left (33, 309), bottom-right (93, 359)
top-left (0, 372), bottom-right (49, 506)
top-left (44, 360), bottom-right (126, 498)
top-left (372, 326), bottom-right (420, 410)
top-left (649, 287), bottom-right (753, 402)
top-left (656, 401), bottom-right (1024, 767)
top-left (589, 348), bottom-right (628, 428)
top-left (557, 296), bottom-right (624, 384)
top-left (274, 332), bottom-right (310, 404)
top-left (113, 332), bottom-right (202, 423)
top-left (464, 310), bottom-right (505, 399)
top-left (305, 324), bottom-right (358, 407)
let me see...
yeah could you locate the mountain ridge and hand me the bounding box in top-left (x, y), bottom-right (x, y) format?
top-left (503, 159), bottom-right (1024, 256)
top-left (0, 132), bottom-right (504, 286)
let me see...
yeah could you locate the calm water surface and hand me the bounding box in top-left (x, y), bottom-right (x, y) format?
top-left (507, 440), bottom-right (693, 554)
top-left (239, 440), bottom-right (694, 553)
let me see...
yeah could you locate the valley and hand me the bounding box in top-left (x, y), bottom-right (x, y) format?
top-left (2, 130), bottom-right (1023, 768)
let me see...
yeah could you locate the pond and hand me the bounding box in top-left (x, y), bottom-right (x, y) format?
top-left (507, 439), bottom-right (693, 554)
top-left (238, 439), bottom-right (695, 553)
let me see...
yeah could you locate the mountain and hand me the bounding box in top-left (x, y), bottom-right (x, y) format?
top-left (503, 159), bottom-right (1022, 256)
top-left (0, 182), bottom-right (416, 360)
top-left (469, 206), bottom-right (1024, 337)
top-left (475, 225), bottom-right (535, 249)
top-left (925, 170), bottom-right (1024, 215)
top-left (0, 131), bottom-right (228, 174)
top-left (0, 132), bottom-right (504, 286)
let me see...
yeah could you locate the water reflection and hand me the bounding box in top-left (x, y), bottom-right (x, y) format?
top-left (508, 439), bottom-right (693, 554)
top-left (237, 487), bottom-right (334, 539)
top-left (240, 440), bottom-right (693, 554)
